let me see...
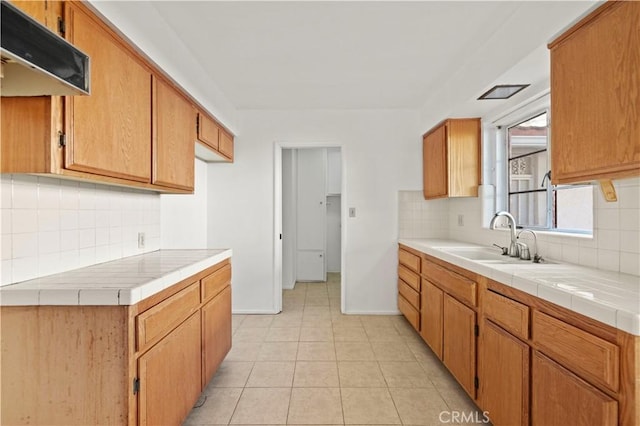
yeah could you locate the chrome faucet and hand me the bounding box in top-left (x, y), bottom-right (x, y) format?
top-left (517, 229), bottom-right (542, 263)
top-left (489, 211), bottom-right (519, 257)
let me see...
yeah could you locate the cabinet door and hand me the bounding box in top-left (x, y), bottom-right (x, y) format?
top-left (219, 129), bottom-right (234, 160)
top-left (550, 2), bottom-right (640, 183)
top-left (65, 3), bottom-right (151, 183)
top-left (138, 311), bottom-right (202, 426)
top-left (421, 279), bottom-right (443, 359)
top-left (197, 112), bottom-right (220, 151)
top-left (423, 124), bottom-right (448, 199)
top-left (532, 350), bottom-right (617, 426)
top-left (152, 77), bottom-right (195, 191)
top-left (479, 320), bottom-right (529, 426)
top-left (10, 0), bottom-right (61, 32)
top-left (443, 294), bottom-right (476, 398)
top-left (202, 286), bottom-right (232, 386)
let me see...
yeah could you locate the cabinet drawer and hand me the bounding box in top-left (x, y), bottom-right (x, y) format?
top-left (398, 264), bottom-right (420, 292)
top-left (137, 282), bottom-right (200, 351)
top-left (422, 260), bottom-right (476, 306)
top-left (399, 249), bottom-right (420, 272)
top-left (398, 279), bottom-right (420, 310)
top-left (532, 311), bottom-right (619, 392)
top-left (398, 294), bottom-right (420, 331)
top-left (202, 264), bottom-right (231, 301)
top-left (483, 290), bottom-right (529, 340)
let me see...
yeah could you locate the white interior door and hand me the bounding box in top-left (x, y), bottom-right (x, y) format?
top-left (326, 195), bottom-right (341, 272)
top-left (296, 149), bottom-right (326, 281)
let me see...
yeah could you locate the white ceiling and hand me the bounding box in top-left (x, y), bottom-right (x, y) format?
top-left (142, 1), bottom-right (597, 111)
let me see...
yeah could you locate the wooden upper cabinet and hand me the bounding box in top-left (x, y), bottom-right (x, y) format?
top-left (65, 2), bottom-right (152, 183)
top-left (197, 112), bottom-right (220, 151)
top-left (423, 124), bottom-right (448, 199)
top-left (219, 128), bottom-right (234, 159)
top-left (196, 111), bottom-right (234, 162)
top-left (423, 118), bottom-right (481, 199)
top-left (153, 77), bottom-right (196, 191)
top-left (9, 0), bottom-right (62, 33)
top-left (549, 1), bottom-right (640, 184)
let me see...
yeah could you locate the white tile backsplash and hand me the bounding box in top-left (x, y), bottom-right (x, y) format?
top-left (0, 175), bottom-right (161, 285)
top-left (399, 177), bottom-right (640, 277)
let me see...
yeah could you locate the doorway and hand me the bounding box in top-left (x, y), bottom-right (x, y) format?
top-left (273, 143), bottom-right (345, 314)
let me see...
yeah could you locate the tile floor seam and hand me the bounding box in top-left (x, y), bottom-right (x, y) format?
top-left (187, 274), bottom-right (485, 425)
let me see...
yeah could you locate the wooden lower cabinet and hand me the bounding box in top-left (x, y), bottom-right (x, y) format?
top-left (532, 350), bottom-right (618, 426)
top-left (138, 311), bottom-right (202, 426)
top-left (0, 259), bottom-right (232, 426)
top-left (398, 245), bottom-right (638, 426)
top-left (443, 294), bottom-right (476, 398)
top-left (420, 279), bottom-right (443, 359)
top-left (202, 286), bottom-right (232, 386)
top-left (479, 320), bottom-right (529, 426)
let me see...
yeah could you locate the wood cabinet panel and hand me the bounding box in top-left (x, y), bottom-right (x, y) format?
top-left (443, 294), bottom-right (476, 398)
top-left (398, 294), bottom-right (420, 331)
top-left (197, 112), bottom-right (220, 151)
top-left (532, 350), bottom-right (617, 426)
top-left (65, 2), bottom-right (152, 182)
top-left (549, 1), bottom-right (640, 183)
top-left (483, 290), bottom-right (529, 340)
top-left (202, 263), bottom-right (232, 301)
top-left (398, 264), bottom-right (420, 292)
top-left (136, 281), bottom-right (200, 351)
top-left (202, 286), bottom-right (232, 386)
top-left (138, 311), bottom-right (202, 426)
top-left (398, 279), bottom-right (420, 310)
top-left (219, 129), bottom-right (234, 159)
top-left (480, 320), bottom-right (529, 426)
top-left (421, 279), bottom-right (443, 359)
top-left (9, 0), bottom-right (62, 32)
top-left (533, 310), bottom-right (619, 392)
top-left (422, 259), bottom-right (476, 307)
top-left (152, 77), bottom-right (195, 191)
top-left (1, 96), bottom-right (53, 173)
top-left (423, 118), bottom-right (481, 199)
top-left (0, 306), bottom-right (131, 425)
top-left (398, 248), bottom-right (420, 272)
top-left (423, 124), bottom-right (448, 199)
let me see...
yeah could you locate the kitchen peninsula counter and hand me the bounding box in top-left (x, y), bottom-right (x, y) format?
top-left (0, 249), bottom-right (232, 306)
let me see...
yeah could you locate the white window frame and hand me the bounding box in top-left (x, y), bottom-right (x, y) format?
top-left (492, 94), bottom-right (593, 235)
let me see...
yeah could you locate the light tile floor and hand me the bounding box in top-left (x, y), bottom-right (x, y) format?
top-left (184, 273), bottom-right (489, 425)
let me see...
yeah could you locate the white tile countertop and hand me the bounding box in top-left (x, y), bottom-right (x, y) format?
top-left (399, 238), bottom-right (640, 336)
top-left (0, 249), bottom-right (232, 306)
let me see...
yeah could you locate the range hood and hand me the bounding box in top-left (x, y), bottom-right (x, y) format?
top-left (1, 0), bottom-right (90, 96)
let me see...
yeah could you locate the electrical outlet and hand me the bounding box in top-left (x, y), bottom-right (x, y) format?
top-left (138, 232), bottom-right (145, 249)
top-left (457, 214), bottom-right (464, 226)
top-left (349, 207), bottom-right (356, 218)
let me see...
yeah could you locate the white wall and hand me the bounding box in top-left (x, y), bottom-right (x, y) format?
top-left (1, 175), bottom-right (160, 286)
top-left (160, 159), bottom-right (208, 249)
top-left (207, 109), bottom-right (421, 314)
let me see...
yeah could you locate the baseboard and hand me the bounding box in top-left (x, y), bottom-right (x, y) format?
top-left (342, 310), bottom-right (402, 315)
top-left (232, 309), bottom-right (281, 315)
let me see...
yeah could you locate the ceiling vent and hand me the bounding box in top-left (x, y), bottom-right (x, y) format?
top-left (478, 84), bottom-right (529, 100)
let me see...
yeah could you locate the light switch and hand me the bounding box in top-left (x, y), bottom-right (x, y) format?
top-left (349, 207), bottom-right (356, 218)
